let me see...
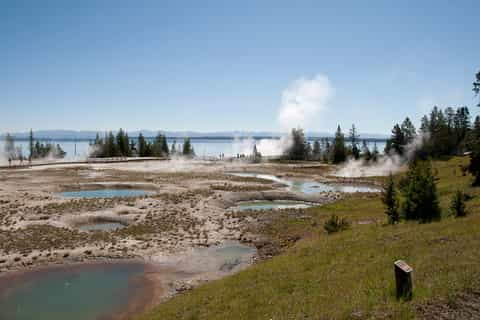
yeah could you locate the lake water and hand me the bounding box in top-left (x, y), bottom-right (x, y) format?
top-left (0, 138), bottom-right (386, 161)
top-left (60, 189), bottom-right (153, 199)
top-left (0, 263), bottom-right (147, 320)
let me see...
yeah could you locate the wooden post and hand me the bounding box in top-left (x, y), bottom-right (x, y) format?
top-left (394, 260), bottom-right (413, 300)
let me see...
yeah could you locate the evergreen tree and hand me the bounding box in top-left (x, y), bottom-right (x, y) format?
top-left (107, 131), bottom-right (117, 157)
top-left (182, 137), bottom-right (194, 157)
top-left (161, 135), bottom-right (169, 156)
top-left (371, 142), bottom-right (379, 162)
top-left (312, 140), bottom-right (321, 160)
top-left (124, 132), bottom-right (131, 156)
top-left (349, 124), bottom-right (360, 160)
top-left (401, 160), bottom-right (441, 222)
top-left (137, 133), bottom-right (147, 157)
top-left (473, 70), bottom-right (480, 107)
top-left (285, 128), bottom-right (308, 160)
top-left (152, 133), bottom-right (164, 157)
top-left (252, 144), bottom-right (262, 163)
top-left (29, 129), bottom-right (34, 159)
top-left (387, 124), bottom-right (405, 155)
top-left (382, 173), bottom-right (399, 224)
top-left (361, 140), bottom-right (371, 161)
top-left (116, 129), bottom-right (127, 157)
top-left (401, 117), bottom-right (416, 144)
top-left (4, 133), bottom-right (15, 159)
top-left (322, 138), bottom-right (331, 162)
top-left (450, 190), bottom-right (467, 217)
top-left (332, 125), bottom-right (347, 164)
top-left (468, 142), bottom-right (480, 185)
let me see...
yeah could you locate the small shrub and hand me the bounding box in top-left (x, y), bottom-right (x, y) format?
top-left (324, 214), bottom-right (350, 234)
top-left (450, 189), bottom-right (467, 217)
top-left (382, 173), bottom-right (399, 224)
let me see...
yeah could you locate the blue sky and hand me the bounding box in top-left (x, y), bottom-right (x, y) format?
top-left (1, 0), bottom-right (479, 134)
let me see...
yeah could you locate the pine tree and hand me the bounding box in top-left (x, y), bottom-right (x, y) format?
top-left (322, 138), bottom-right (331, 162)
top-left (349, 124), bottom-right (360, 160)
top-left (29, 129), bottom-right (34, 160)
top-left (473, 70), bottom-right (480, 107)
top-left (182, 137), bottom-right (194, 157)
top-left (285, 128), bottom-right (308, 160)
top-left (312, 140), bottom-right (321, 160)
top-left (362, 140), bottom-right (371, 161)
top-left (138, 133), bottom-right (147, 157)
top-left (4, 133), bottom-right (15, 160)
top-left (382, 173), bottom-right (399, 224)
top-left (332, 125), bottom-right (347, 164)
top-left (371, 142), bottom-right (379, 162)
top-left (161, 135), bottom-right (169, 156)
top-left (401, 117), bottom-right (416, 144)
top-left (402, 160), bottom-right (441, 222)
top-left (152, 133), bottom-right (163, 157)
top-left (469, 142), bottom-right (480, 185)
top-left (388, 124), bottom-right (405, 155)
top-left (450, 190), bottom-right (467, 217)
top-left (252, 144), bottom-right (262, 163)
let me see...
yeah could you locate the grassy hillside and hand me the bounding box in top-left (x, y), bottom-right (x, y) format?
top-left (140, 157), bottom-right (480, 319)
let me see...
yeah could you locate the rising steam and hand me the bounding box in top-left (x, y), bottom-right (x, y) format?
top-left (233, 74), bottom-right (333, 157)
top-left (334, 134), bottom-right (427, 177)
top-left (277, 74), bottom-right (333, 130)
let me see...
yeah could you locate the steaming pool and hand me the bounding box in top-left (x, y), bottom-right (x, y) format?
top-left (0, 262), bottom-right (149, 320)
top-left (229, 172), bottom-right (380, 193)
top-left (59, 189), bottom-right (154, 199)
top-left (228, 200), bottom-right (313, 211)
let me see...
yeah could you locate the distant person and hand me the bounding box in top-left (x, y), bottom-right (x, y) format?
top-left (8, 157), bottom-right (11, 167)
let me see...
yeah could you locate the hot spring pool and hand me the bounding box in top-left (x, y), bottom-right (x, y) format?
top-left (229, 172), bottom-right (380, 194)
top-left (60, 189), bottom-right (153, 199)
top-left (228, 200), bottom-right (313, 211)
top-left (0, 262), bottom-right (148, 320)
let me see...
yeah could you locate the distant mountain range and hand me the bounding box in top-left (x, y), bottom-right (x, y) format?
top-left (0, 130), bottom-right (388, 140)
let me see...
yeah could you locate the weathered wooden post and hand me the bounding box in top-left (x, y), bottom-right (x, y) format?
top-left (394, 260), bottom-right (413, 300)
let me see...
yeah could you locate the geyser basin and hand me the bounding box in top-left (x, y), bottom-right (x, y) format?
top-left (228, 200), bottom-right (313, 211)
top-left (78, 222), bottom-right (125, 231)
top-left (229, 172), bottom-right (380, 194)
top-left (0, 262), bottom-right (149, 320)
top-left (60, 189), bottom-right (153, 199)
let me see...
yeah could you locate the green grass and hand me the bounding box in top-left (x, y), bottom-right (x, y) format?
top-left (140, 157), bottom-right (480, 320)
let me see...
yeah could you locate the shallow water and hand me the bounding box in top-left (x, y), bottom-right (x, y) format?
top-left (60, 189), bottom-right (153, 199)
top-left (182, 241), bottom-right (257, 273)
top-left (228, 200), bottom-right (312, 211)
top-left (0, 263), bottom-right (147, 320)
top-left (78, 222), bottom-right (125, 231)
top-left (229, 172), bottom-right (380, 193)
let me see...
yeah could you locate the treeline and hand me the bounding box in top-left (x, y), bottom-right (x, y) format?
top-left (283, 105), bottom-right (479, 165)
top-left (89, 129), bottom-right (195, 158)
top-left (282, 126), bottom-right (379, 163)
top-left (3, 130), bottom-right (66, 161)
top-left (380, 70), bottom-right (480, 225)
top-left (385, 106), bottom-right (474, 159)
